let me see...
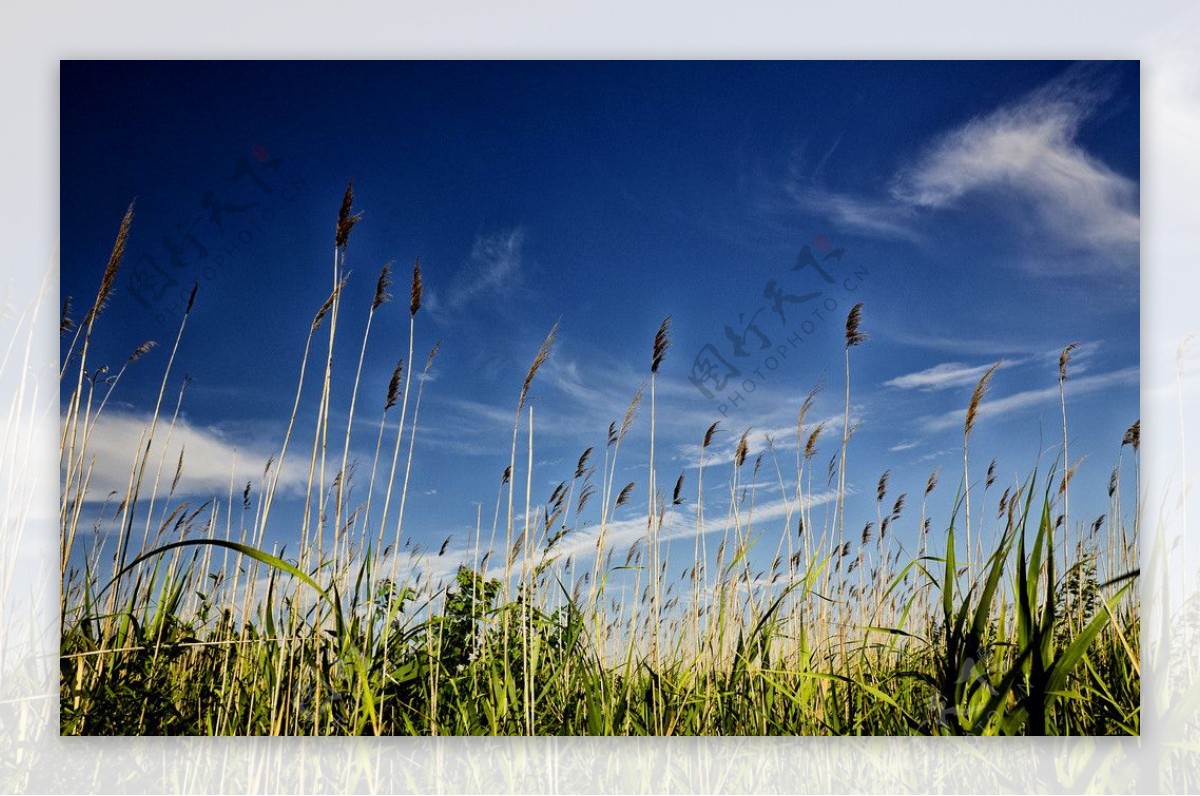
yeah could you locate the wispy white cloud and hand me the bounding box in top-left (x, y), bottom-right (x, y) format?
top-left (784, 182), bottom-right (921, 241)
top-left (444, 228), bottom-right (526, 310)
top-left (890, 71), bottom-right (1138, 264)
top-left (915, 447), bottom-right (958, 464)
top-left (919, 366), bottom-right (1139, 433)
top-left (787, 68), bottom-right (1138, 268)
top-left (884, 330), bottom-right (1037, 357)
top-left (442, 396), bottom-right (516, 430)
top-left (886, 341), bottom-right (1103, 391)
top-left (885, 360), bottom-right (1016, 391)
top-left (68, 411), bottom-right (308, 504)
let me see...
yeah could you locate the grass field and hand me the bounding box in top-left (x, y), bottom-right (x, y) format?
top-left (59, 189), bottom-right (1140, 736)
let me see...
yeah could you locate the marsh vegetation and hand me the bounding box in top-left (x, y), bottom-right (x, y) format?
top-left (59, 186), bottom-right (1139, 736)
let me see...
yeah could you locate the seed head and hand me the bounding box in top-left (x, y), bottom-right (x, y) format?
top-left (312, 276), bottom-right (348, 333)
top-left (577, 483), bottom-right (595, 514)
top-left (805, 421), bottom-right (826, 460)
top-left (385, 359), bottom-right (404, 410)
top-left (576, 447), bottom-right (593, 480)
top-left (798, 383), bottom-right (821, 429)
top-left (84, 203), bottom-right (134, 328)
top-left (128, 340), bottom-right (157, 363)
top-left (518, 320), bottom-right (559, 411)
top-left (423, 339), bottom-right (441, 372)
top-left (1059, 341), bottom-right (1079, 383)
top-left (617, 382), bottom-right (643, 444)
top-left (60, 296), bottom-right (74, 337)
top-left (965, 361), bottom-right (1001, 438)
top-left (1122, 420), bottom-right (1140, 450)
top-left (335, 179), bottom-right (362, 250)
top-left (410, 258), bottom-right (423, 317)
top-left (734, 428), bottom-right (751, 468)
top-left (372, 261), bottom-right (393, 311)
top-left (844, 302), bottom-right (866, 348)
top-left (651, 315), bottom-right (672, 374)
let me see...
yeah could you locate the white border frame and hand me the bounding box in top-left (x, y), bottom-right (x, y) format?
top-left (3, 2), bottom-right (1199, 791)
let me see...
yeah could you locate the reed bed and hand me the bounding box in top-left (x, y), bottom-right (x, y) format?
top-left (59, 189), bottom-right (1139, 736)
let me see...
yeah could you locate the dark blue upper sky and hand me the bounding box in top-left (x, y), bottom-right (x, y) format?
top-left (61, 61), bottom-right (1139, 578)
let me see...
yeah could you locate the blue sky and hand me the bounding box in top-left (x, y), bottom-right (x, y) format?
top-left (61, 61), bottom-right (1139, 581)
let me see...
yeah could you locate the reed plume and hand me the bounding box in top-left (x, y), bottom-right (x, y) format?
top-left (1059, 341), bottom-right (1079, 383)
top-left (518, 321), bottom-right (559, 412)
top-left (385, 360), bottom-right (405, 411)
top-left (83, 203), bottom-right (133, 329)
top-left (424, 339), bottom-right (441, 371)
top-left (798, 383), bottom-right (820, 428)
top-left (335, 179), bottom-right (362, 250)
top-left (734, 429), bottom-right (750, 468)
top-left (965, 362), bottom-right (1000, 439)
top-left (576, 484), bottom-right (595, 514)
top-left (128, 341), bottom-right (157, 363)
top-left (60, 296), bottom-right (74, 336)
top-left (1122, 420), bottom-right (1139, 450)
top-left (373, 261), bottom-right (394, 311)
top-left (311, 276), bottom-right (348, 333)
top-left (410, 258), bottom-right (423, 317)
top-left (576, 447), bottom-right (593, 479)
top-left (651, 315), bottom-right (671, 374)
top-left (617, 383), bottom-right (644, 443)
top-left (805, 422), bottom-right (825, 460)
top-left (1059, 460), bottom-right (1082, 495)
top-left (844, 302), bottom-right (866, 348)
